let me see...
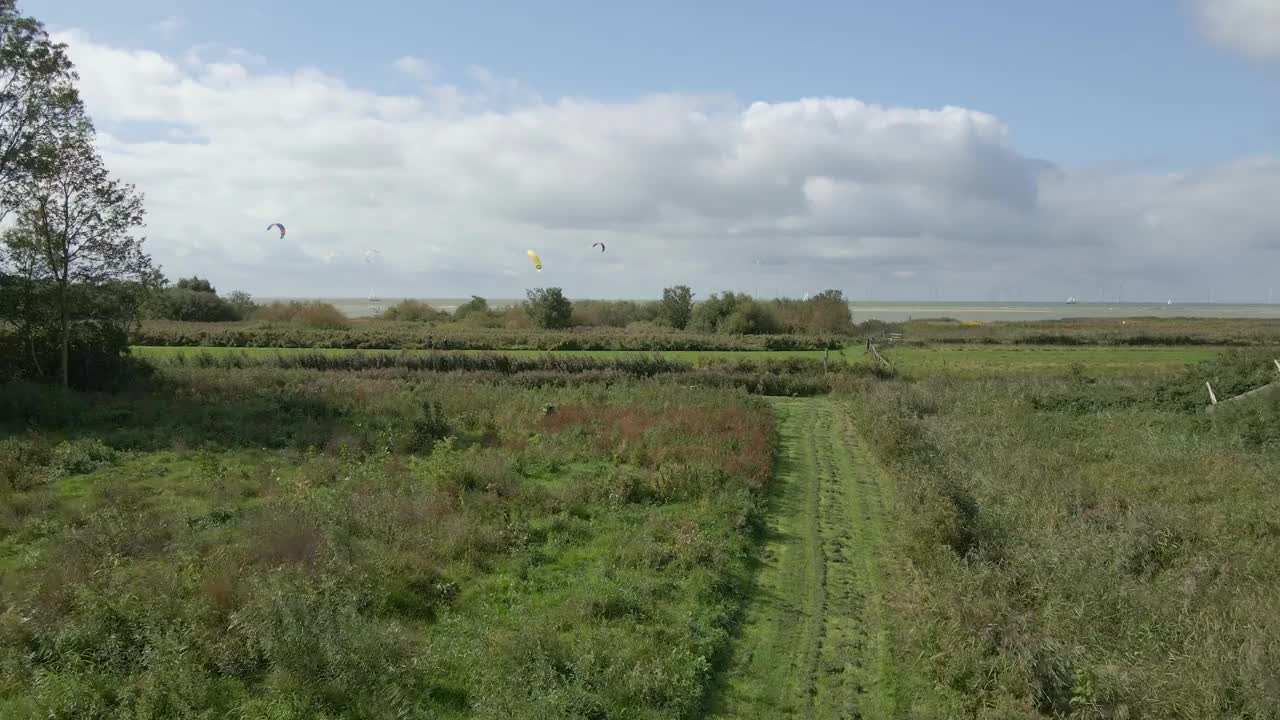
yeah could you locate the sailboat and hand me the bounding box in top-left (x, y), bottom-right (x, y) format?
top-left (1066, 296), bottom-right (1077, 305)
top-left (367, 290), bottom-right (380, 303)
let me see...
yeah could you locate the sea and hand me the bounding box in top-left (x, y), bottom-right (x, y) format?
top-left (255, 298), bottom-right (1280, 323)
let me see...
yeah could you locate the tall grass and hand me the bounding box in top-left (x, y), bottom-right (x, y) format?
top-left (0, 372), bottom-right (774, 718)
top-left (899, 316), bottom-right (1280, 346)
top-left (852, 360), bottom-right (1280, 717)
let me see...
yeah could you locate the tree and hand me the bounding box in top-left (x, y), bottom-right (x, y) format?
top-left (225, 290), bottom-right (256, 318)
top-left (807, 289), bottom-right (854, 334)
top-left (0, 1), bottom-right (82, 221)
top-left (524, 287), bottom-right (572, 329)
top-left (175, 276), bottom-right (215, 293)
top-left (660, 285), bottom-right (694, 329)
top-left (7, 124), bottom-right (160, 387)
top-left (453, 295), bottom-right (489, 321)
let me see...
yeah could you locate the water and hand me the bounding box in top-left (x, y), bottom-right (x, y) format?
top-left (845, 302), bottom-right (1280, 323)
top-left (256, 298), bottom-right (1280, 322)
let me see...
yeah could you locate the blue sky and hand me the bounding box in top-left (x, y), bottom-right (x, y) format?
top-left (22, 0), bottom-right (1280, 300)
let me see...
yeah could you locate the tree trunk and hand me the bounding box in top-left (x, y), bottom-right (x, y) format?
top-left (57, 281), bottom-right (69, 390)
top-left (59, 304), bottom-right (69, 389)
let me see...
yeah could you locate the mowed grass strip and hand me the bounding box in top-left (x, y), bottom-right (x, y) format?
top-left (708, 398), bottom-right (901, 720)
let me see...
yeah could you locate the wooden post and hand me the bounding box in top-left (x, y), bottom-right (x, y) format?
top-left (823, 347), bottom-right (829, 373)
top-left (1206, 382), bottom-right (1218, 405)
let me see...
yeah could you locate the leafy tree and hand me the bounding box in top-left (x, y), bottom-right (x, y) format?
top-left (0, 1), bottom-right (82, 221)
top-left (154, 288), bottom-right (237, 321)
top-left (175, 276), bottom-right (215, 293)
top-left (660, 284), bottom-right (694, 329)
top-left (453, 295), bottom-right (489, 321)
top-left (6, 123), bottom-right (160, 387)
top-left (524, 287), bottom-right (572, 329)
top-left (226, 290), bottom-right (256, 318)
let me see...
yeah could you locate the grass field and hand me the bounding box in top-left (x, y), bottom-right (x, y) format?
top-left (6, 326), bottom-right (1278, 717)
top-left (0, 368), bottom-right (774, 718)
top-left (850, 356), bottom-right (1280, 717)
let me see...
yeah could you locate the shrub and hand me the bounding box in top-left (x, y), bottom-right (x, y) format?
top-left (689, 291), bottom-right (781, 334)
top-left (412, 399), bottom-right (452, 451)
top-left (253, 301), bottom-right (350, 329)
top-left (48, 438), bottom-right (117, 479)
top-left (152, 288), bottom-right (239, 322)
top-left (452, 295), bottom-right (490, 322)
top-left (380, 299), bottom-right (450, 322)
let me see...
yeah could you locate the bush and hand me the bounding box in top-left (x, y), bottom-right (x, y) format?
top-left (689, 291), bottom-right (781, 335)
top-left (152, 288), bottom-right (239, 322)
top-left (380, 299), bottom-right (450, 322)
top-left (47, 438), bottom-right (117, 479)
top-left (571, 299), bottom-right (660, 328)
top-left (253, 301), bottom-right (350, 329)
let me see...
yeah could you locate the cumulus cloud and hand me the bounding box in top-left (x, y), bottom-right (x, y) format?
top-left (1196, 0), bottom-right (1280, 61)
top-left (48, 30), bottom-right (1280, 300)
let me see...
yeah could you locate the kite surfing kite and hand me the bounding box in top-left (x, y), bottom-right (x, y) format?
top-left (527, 249), bottom-right (542, 271)
top-left (592, 242), bottom-right (605, 253)
top-left (267, 223), bottom-right (286, 238)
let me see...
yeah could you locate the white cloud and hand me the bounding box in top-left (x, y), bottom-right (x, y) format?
top-left (47, 30), bottom-right (1280, 300)
top-left (150, 16), bottom-right (185, 36)
top-left (1196, 0), bottom-right (1280, 61)
top-left (394, 55), bottom-right (434, 79)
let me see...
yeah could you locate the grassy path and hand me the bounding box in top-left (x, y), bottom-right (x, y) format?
top-left (707, 398), bottom-right (900, 719)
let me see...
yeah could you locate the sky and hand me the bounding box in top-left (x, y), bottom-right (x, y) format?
top-left (21, 0), bottom-right (1280, 301)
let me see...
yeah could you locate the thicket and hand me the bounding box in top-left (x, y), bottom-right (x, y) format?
top-left (379, 298), bottom-right (451, 322)
top-left (253, 301), bottom-right (351, 329)
top-left (149, 277), bottom-right (255, 322)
